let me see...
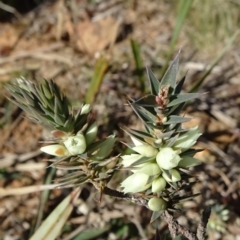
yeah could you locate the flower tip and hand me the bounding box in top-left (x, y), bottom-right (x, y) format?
top-left (40, 144), bottom-right (69, 157)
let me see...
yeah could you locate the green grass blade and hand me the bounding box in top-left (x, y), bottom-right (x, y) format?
top-left (85, 57), bottom-right (108, 104)
top-left (189, 30), bottom-right (239, 93)
top-left (130, 39), bottom-right (145, 92)
top-left (72, 226), bottom-right (110, 240)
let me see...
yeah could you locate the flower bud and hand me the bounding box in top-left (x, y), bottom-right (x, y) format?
top-left (81, 104), bottom-right (91, 115)
top-left (138, 163), bottom-right (161, 176)
top-left (132, 145), bottom-right (158, 157)
top-left (121, 172), bottom-right (151, 193)
top-left (162, 169), bottom-right (181, 182)
top-left (173, 126), bottom-right (201, 151)
top-left (40, 144), bottom-right (69, 157)
top-left (148, 197), bottom-right (167, 211)
top-left (178, 156), bottom-right (201, 168)
top-left (85, 122), bottom-right (98, 145)
top-left (152, 177), bottom-right (167, 193)
top-left (63, 134), bottom-right (86, 155)
top-left (156, 147), bottom-right (181, 170)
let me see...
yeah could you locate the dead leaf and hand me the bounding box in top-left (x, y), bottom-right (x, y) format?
top-left (0, 23), bottom-right (19, 56)
top-left (76, 17), bottom-right (119, 55)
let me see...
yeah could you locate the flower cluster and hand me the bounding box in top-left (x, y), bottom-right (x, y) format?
top-left (6, 79), bottom-right (118, 189)
top-left (121, 128), bottom-right (201, 211)
top-left (120, 54), bottom-right (202, 212)
top-left (40, 104), bottom-right (96, 157)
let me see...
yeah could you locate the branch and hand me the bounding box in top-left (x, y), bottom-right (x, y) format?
top-left (197, 207), bottom-right (211, 240)
top-left (103, 186), bottom-right (210, 240)
top-left (103, 186), bottom-right (148, 207)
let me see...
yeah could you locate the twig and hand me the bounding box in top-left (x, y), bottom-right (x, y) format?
top-left (161, 211), bottom-right (197, 240)
top-left (0, 42), bottom-right (64, 65)
top-left (0, 184), bottom-right (59, 197)
top-left (103, 186), bottom-right (209, 240)
top-left (197, 207), bottom-right (211, 240)
top-left (103, 186), bottom-right (148, 207)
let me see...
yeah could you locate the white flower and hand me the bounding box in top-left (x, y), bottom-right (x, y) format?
top-left (162, 169), bottom-right (181, 182)
top-left (132, 145), bottom-right (158, 157)
top-left (152, 177), bottom-right (167, 193)
top-left (173, 126), bottom-right (201, 151)
top-left (40, 144), bottom-right (69, 157)
top-left (121, 172), bottom-right (151, 193)
top-left (63, 134), bottom-right (86, 155)
top-left (156, 147), bottom-right (181, 170)
top-left (130, 136), bottom-right (158, 157)
top-left (138, 163), bottom-right (161, 176)
top-left (148, 197), bottom-right (167, 211)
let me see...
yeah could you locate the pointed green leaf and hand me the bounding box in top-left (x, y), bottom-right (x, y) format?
top-left (123, 127), bottom-right (156, 145)
top-left (88, 135), bottom-right (116, 160)
top-left (132, 95), bottom-right (157, 107)
top-left (165, 134), bottom-right (179, 148)
top-left (174, 76), bottom-right (186, 94)
top-left (156, 130), bottom-right (175, 139)
top-left (172, 193), bottom-right (200, 204)
top-left (180, 148), bottom-right (203, 157)
top-left (130, 155), bottom-right (155, 167)
top-left (72, 226), bottom-right (110, 240)
top-left (167, 93), bottom-right (201, 107)
top-left (167, 102), bottom-right (185, 116)
top-left (159, 53), bottom-right (179, 91)
top-left (147, 67), bottom-right (159, 95)
top-left (41, 80), bottom-right (53, 99)
top-left (163, 115), bottom-right (191, 125)
top-left (131, 104), bottom-right (158, 124)
top-left (150, 211), bottom-right (163, 223)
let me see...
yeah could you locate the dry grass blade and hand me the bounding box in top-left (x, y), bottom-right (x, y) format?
top-left (29, 188), bottom-right (81, 240)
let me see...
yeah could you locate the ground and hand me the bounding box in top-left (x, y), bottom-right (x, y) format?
top-left (0, 0), bottom-right (240, 239)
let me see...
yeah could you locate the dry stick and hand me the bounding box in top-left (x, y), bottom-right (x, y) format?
top-left (103, 186), bottom-right (210, 240)
top-left (197, 207), bottom-right (211, 240)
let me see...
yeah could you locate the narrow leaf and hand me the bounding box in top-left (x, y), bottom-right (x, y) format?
top-left (150, 211), bottom-right (163, 223)
top-left (174, 76), bottom-right (186, 94)
top-left (131, 39), bottom-right (145, 92)
top-left (163, 115), bottom-right (191, 125)
top-left (132, 94), bottom-right (157, 106)
top-left (159, 53), bottom-right (179, 90)
top-left (147, 67), bottom-right (159, 95)
top-left (30, 188), bottom-right (80, 240)
top-left (167, 93), bottom-right (201, 107)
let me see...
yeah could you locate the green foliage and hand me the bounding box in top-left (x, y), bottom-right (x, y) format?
top-left (120, 54), bottom-right (202, 219)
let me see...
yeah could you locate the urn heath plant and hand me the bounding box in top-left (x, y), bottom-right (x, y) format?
top-left (119, 53), bottom-right (202, 221)
top-left (6, 78), bottom-right (119, 191)
top-left (6, 53), bottom-right (208, 239)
